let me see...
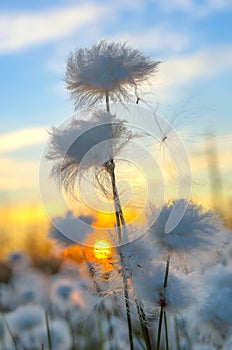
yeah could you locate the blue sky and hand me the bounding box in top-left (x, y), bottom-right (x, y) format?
top-left (0, 0), bottom-right (232, 207)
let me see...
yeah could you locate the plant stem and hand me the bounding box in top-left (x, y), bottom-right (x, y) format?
top-left (106, 93), bottom-right (110, 112)
top-left (164, 311), bottom-right (169, 350)
top-left (156, 308), bottom-right (164, 350)
top-left (2, 313), bottom-right (18, 350)
top-left (112, 124), bottom-right (152, 348)
top-left (123, 278), bottom-right (134, 350)
top-left (108, 159), bottom-right (129, 242)
top-left (104, 92), bottom-right (152, 350)
top-left (106, 159), bottom-right (134, 350)
top-left (104, 92), bottom-right (134, 349)
top-left (163, 256), bottom-right (170, 289)
top-left (156, 256), bottom-right (170, 350)
top-left (45, 311), bottom-right (52, 350)
top-left (136, 299), bottom-right (153, 350)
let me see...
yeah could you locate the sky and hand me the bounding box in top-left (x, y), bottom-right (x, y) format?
top-left (0, 0), bottom-right (232, 247)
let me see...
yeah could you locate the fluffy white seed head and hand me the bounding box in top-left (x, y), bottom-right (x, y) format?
top-left (65, 40), bottom-right (160, 109)
top-left (6, 251), bottom-right (30, 272)
top-left (11, 270), bottom-right (48, 306)
top-left (34, 319), bottom-right (72, 350)
top-left (148, 199), bottom-right (223, 255)
top-left (6, 304), bottom-right (45, 335)
top-left (201, 265), bottom-right (232, 335)
top-left (134, 263), bottom-right (199, 314)
top-left (46, 110), bottom-right (134, 195)
top-left (50, 277), bottom-right (87, 313)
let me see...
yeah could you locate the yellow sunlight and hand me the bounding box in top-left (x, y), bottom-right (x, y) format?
top-left (93, 239), bottom-right (112, 260)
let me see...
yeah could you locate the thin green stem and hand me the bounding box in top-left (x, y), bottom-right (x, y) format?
top-left (123, 279), bottom-right (134, 350)
top-left (107, 159), bottom-right (134, 350)
top-left (163, 256), bottom-right (170, 289)
top-left (2, 313), bottom-right (18, 350)
top-left (156, 308), bottom-right (164, 350)
top-left (45, 311), bottom-right (52, 350)
top-left (108, 159), bottom-right (129, 242)
top-left (156, 256), bottom-right (170, 350)
top-left (106, 93), bottom-right (110, 112)
top-left (104, 91), bottom-right (134, 349)
top-left (136, 300), bottom-right (153, 350)
top-left (105, 88), bottom-right (159, 346)
top-left (164, 311), bottom-right (169, 350)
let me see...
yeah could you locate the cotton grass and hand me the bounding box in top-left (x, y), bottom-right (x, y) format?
top-left (65, 40), bottom-right (160, 109)
top-left (148, 199), bottom-right (223, 256)
top-left (46, 110), bottom-right (134, 196)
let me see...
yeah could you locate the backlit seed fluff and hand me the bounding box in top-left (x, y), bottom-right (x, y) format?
top-left (46, 111), bottom-right (134, 194)
top-left (148, 199), bottom-right (222, 255)
top-left (65, 40), bottom-right (160, 109)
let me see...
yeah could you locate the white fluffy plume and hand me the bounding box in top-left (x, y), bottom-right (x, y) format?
top-left (65, 40), bottom-right (160, 109)
top-left (46, 110), bottom-right (134, 195)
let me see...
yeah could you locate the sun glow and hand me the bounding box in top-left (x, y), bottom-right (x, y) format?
top-left (93, 240), bottom-right (112, 260)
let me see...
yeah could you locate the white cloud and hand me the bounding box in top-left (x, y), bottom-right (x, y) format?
top-left (145, 45), bottom-right (232, 97)
top-left (110, 25), bottom-right (190, 53)
top-left (0, 127), bottom-right (48, 153)
top-left (154, 0), bottom-right (232, 16)
top-left (0, 4), bottom-right (103, 54)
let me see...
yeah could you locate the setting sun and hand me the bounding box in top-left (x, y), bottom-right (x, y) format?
top-left (93, 240), bottom-right (112, 260)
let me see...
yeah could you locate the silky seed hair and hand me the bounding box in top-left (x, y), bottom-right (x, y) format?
top-left (65, 40), bottom-right (160, 110)
top-left (46, 111), bottom-right (134, 197)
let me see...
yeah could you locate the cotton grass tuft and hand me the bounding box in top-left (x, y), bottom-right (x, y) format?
top-left (148, 199), bottom-right (223, 255)
top-left (46, 110), bottom-right (134, 196)
top-left (65, 40), bottom-right (160, 109)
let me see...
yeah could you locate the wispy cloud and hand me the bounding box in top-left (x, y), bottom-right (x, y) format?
top-left (0, 157), bottom-right (39, 190)
top-left (110, 25), bottom-right (191, 53)
top-left (158, 45), bottom-right (232, 87)
top-left (0, 127), bottom-right (48, 153)
top-left (0, 4), bottom-right (103, 54)
top-left (153, 0), bottom-right (232, 17)
top-left (140, 45), bottom-right (232, 101)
